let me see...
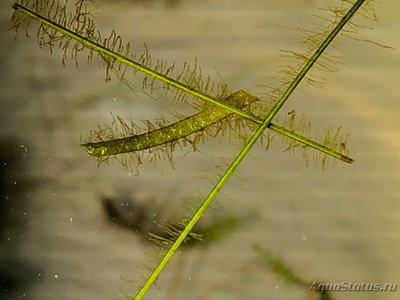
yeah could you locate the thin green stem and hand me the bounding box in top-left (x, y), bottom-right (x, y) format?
top-left (12, 2), bottom-right (253, 120)
top-left (133, 1), bottom-right (364, 298)
top-left (263, 0), bottom-right (365, 126)
top-left (270, 123), bottom-right (353, 163)
top-left (12, 2), bottom-right (353, 164)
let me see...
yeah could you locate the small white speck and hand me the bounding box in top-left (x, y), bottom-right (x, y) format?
top-left (69, 217), bottom-right (73, 222)
top-left (54, 274), bottom-right (58, 279)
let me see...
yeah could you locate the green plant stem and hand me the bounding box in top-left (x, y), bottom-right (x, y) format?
top-left (252, 243), bottom-right (309, 288)
top-left (133, 1), bottom-right (364, 298)
top-left (12, 2), bottom-right (354, 164)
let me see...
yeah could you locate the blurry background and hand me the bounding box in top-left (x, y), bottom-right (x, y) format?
top-left (0, 0), bottom-right (399, 299)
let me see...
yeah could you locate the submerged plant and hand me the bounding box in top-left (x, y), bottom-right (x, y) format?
top-left (253, 244), bottom-right (334, 300)
top-left (10, 0), bottom-right (385, 298)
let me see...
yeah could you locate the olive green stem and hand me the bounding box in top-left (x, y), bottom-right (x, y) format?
top-left (12, 2), bottom-right (353, 164)
top-left (133, 0), bottom-right (363, 299)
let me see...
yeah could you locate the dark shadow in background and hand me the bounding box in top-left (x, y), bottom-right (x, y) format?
top-left (0, 137), bottom-right (41, 299)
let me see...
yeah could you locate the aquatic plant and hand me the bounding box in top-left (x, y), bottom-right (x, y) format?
top-left (253, 244), bottom-right (333, 300)
top-left (10, 0), bottom-right (385, 298)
